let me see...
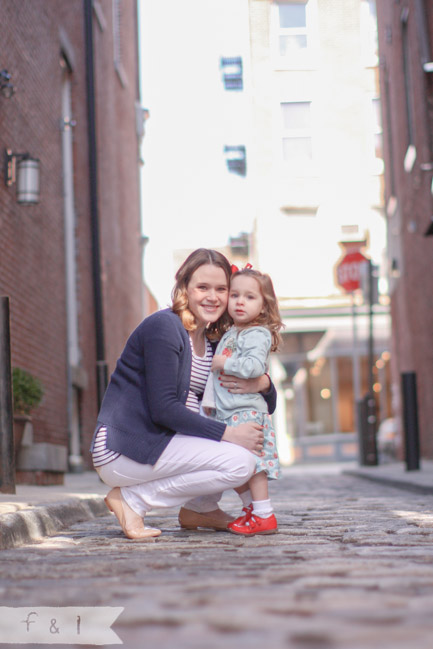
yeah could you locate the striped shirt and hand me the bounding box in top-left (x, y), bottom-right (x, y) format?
top-left (92, 334), bottom-right (213, 467)
top-left (185, 335), bottom-right (213, 412)
top-left (92, 425), bottom-right (120, 467)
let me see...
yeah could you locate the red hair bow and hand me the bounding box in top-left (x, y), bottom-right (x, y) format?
top-left (231, 262), bottom-right (252, 274)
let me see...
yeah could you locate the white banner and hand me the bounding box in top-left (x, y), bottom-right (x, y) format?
top-left (0, 607), bottom-right (124, 645)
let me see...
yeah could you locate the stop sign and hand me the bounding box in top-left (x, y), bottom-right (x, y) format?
top-left (336, 251), bottom-right (368, 292)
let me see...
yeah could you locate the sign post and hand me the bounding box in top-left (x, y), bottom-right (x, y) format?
top-left (335, 246), bottom-right (369, 407)
top-left (335, 245), bottom-right (377, 466)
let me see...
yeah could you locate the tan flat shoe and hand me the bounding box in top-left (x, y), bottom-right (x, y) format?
top-left (105, 487), bottom-right (161, 539)
top-left (178, 507), bottom-right (234, 531)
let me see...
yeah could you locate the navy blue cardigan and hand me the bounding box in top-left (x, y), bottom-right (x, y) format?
top-left (91, 308), bottom-right (277, 465)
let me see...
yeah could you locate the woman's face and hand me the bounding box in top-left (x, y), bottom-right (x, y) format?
top-left (186, 264), bottom-right (229, 328)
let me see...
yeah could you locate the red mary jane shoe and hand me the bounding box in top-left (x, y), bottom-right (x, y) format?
top-left (228, 504), bottom-right (253, 529)
top-left (228, 513), bottom-right (278, 536)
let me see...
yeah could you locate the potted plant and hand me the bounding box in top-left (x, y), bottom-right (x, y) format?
top-left (12, 367), bottom-right (44, 461)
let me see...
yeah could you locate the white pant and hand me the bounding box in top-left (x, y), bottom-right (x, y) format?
top-left (96, 434), bottom-right (256, 517)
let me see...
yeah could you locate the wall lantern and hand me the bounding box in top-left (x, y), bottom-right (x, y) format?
top-left (0, 69), bottom-right (15, 98)
top-left (5, 149), bottom-right (40, 204)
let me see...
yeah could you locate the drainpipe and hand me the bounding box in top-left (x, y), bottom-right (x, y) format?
top-left (84, 0), bottom-right (108, 407)
top-left (0, 297), bottom-right (15, 493)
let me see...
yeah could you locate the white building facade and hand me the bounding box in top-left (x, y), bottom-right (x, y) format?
top-left (140, 0), bottom-right (391, 463)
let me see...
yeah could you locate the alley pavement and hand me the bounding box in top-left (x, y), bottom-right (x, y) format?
top-left (0, 471), bottom-right (108, 550)
top-left (1, 460), bottom-right (433, 550)
top-left (1, 462), bottom-right (433, 649)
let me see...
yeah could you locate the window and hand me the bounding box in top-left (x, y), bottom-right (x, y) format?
top-left (271, 0), bottom-right (317, 69)
top-left (383, 70), bottom-right (396, 195)
top-left (281, 101), bottom-right (313, 170)
top-left (229, 232), bottom-right (250, 257)
top-left (387, 200), bottom-right (403, 289)
top-left (281, 101), bottom-right (311, 130)
top-left (223, 146), bottom-right (246, 176)
top-left (371, 97), bottom-right (384, 173)
top-left (113, 0), bottom-right (127, 86)
top-left (414, 0), bottom-right (432, 71)
top-left (401, 9), bottom-right (416, 171)
top-left (278, 2), bottom-right (307, 57)
top-left (360, 0), bottom-right (379, 66)
top-left (220, 57), bottom-right (243, 91)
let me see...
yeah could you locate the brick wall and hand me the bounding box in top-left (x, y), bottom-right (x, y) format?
top-left (0, 0), bottom-right (143, 471)
top-left (376, 0), bottom-right (433, 457)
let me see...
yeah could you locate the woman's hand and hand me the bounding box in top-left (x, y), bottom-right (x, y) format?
top-left (218, 372), bottom-right (270, 395)
top-left (222, 422), bottom-right (264, 455)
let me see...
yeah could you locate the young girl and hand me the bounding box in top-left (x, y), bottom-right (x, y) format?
top-left (210, 268), bottom-right (283, 536)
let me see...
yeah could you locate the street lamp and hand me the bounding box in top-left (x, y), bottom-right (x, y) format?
top-left (5, 149), bottom-right (40, 204)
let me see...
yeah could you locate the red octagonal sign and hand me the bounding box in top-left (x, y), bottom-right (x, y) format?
top-left (336, 251), bottom-right (368, 293)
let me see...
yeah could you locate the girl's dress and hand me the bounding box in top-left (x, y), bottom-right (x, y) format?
top-left (206, 325), bottom-right (280, 480)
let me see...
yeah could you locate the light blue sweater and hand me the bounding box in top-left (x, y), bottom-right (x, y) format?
top-left (213, 326), bottom-right (272, 420)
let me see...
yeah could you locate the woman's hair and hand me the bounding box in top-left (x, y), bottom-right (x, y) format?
top-left (171, 248), bottom-right (232, 339)
top-left (231, 268), bottom-right (284, 351)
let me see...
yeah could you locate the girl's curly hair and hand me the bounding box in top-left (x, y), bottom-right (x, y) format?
top-left (171, 248), bottom-right (232, 340)
top-left (230, 268), bottom-right (284, 351)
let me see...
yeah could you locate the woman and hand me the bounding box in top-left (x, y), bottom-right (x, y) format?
top-left (91, 249), bottom-right (276, 539)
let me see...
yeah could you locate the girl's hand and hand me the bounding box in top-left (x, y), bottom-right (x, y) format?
top-left (211, 355), bottom-right (226, 371)
top-left (222, 422), bottom-right (264, 455)
top-left (219, 372), bottom-right (270, 395)
top-left (202, 406), bottom-right (214, 417)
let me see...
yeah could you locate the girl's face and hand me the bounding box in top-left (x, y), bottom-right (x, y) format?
top-left (186, 264), bottom-right (229, 328)
top-left (228, 275), bottom-right (264, 326)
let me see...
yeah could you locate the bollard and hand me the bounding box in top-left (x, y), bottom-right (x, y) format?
top-left (356, 398), bottom-right (368, 465)
top-left (401, 372), bottom-right (420, 471)
top-left (356, 393), bottom-right (378, 466)
top-left (0, 296), bottom-right (15, 493)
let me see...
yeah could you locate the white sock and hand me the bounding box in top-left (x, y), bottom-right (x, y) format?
top-left (239, 489), bottom-right (252, 508)
top-left (252, 499), bottom-right (273, 518)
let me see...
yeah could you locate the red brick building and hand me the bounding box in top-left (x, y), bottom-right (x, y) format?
top-left (0, 0), bottom-right (145, 480)
top-left (376, 0), bottom-right (433, 457)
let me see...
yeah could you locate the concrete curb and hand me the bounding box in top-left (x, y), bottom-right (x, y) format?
top-left (0, 496), bottom-right (107, 550)
top-left (343, 469), bottom-right (433, 495)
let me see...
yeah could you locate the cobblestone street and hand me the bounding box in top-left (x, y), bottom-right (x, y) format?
top-left (1, 468), bottom-right (433, 649)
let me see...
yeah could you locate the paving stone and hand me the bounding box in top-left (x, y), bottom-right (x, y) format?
top-left (1, 471), bottom-right (433, 648)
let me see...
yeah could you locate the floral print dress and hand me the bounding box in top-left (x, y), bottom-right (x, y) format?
top-left (215, 326), bottom-right (280, 480)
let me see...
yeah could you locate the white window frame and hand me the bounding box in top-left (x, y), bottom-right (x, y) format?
top-left (371, 96), bottom-right (384, 174)
top-left (363, 94), bottom-right (384, 175)
top-left (360, 0), bottom-right (379, 68)
top-left (280, 99), bottom-right (314, 174)
top-left (270, 0), bottom-right (319, 70)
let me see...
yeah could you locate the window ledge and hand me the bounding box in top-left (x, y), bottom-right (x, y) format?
top-left (93, 0), bottom-right (107, 32)
top-left (115, 62), bottom-right (128, 89)
top-left (273, 57), bottom-right (318, 72)
top-left (404, 145), bottom-right (416, 173)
